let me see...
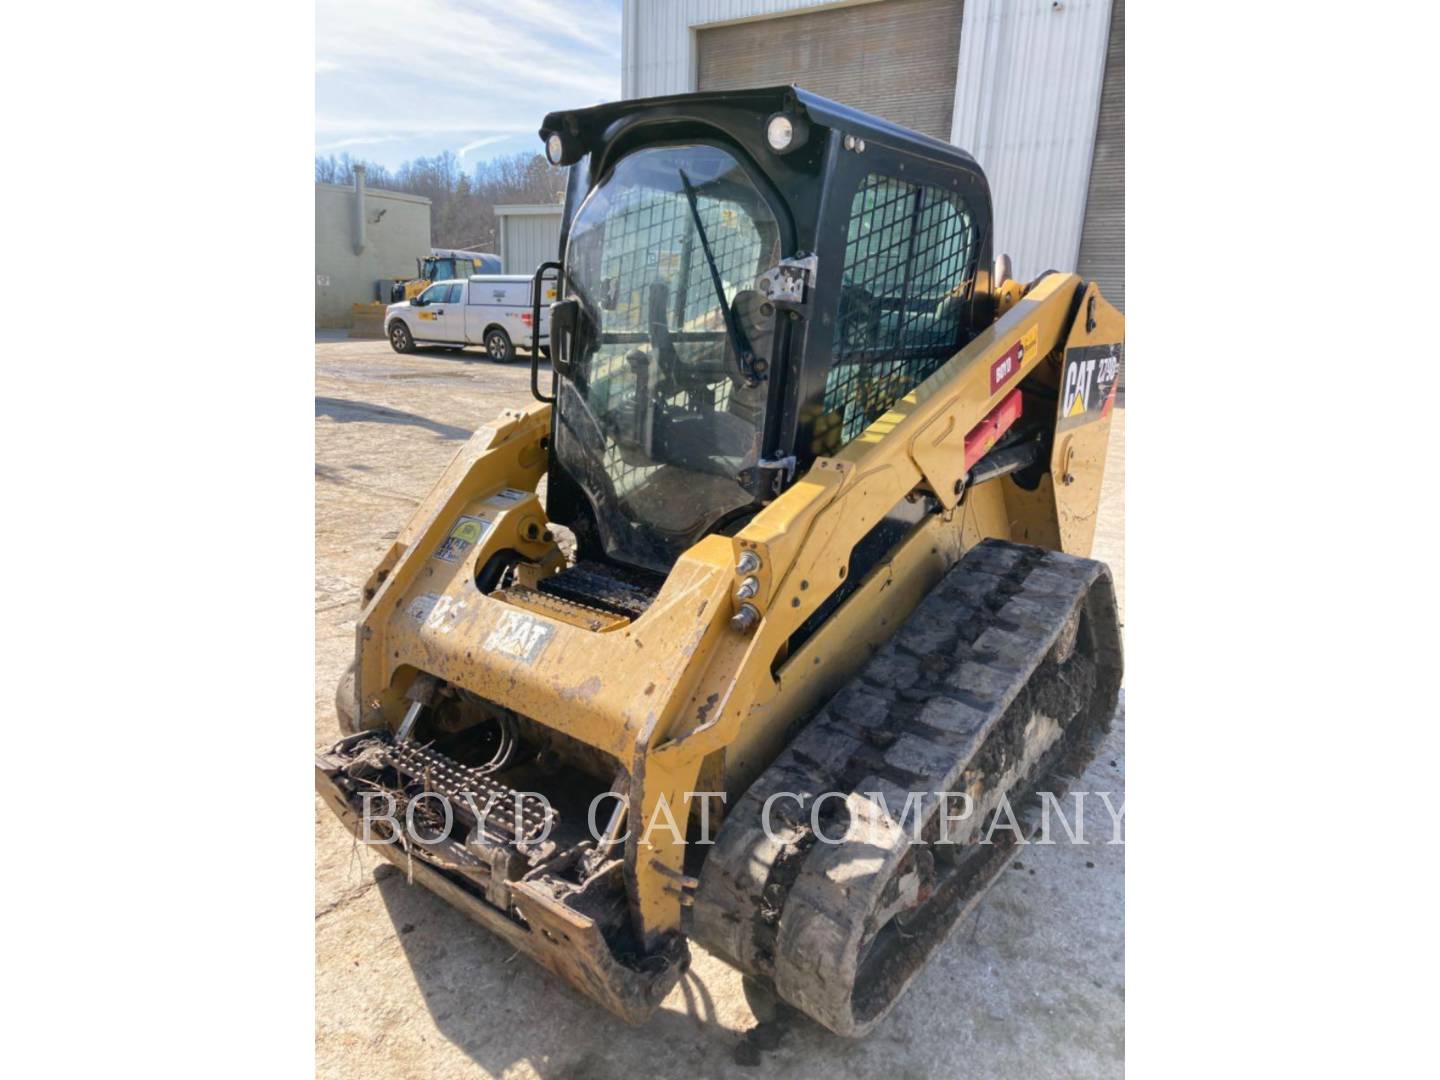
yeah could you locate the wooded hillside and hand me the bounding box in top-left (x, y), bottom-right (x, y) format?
top-left (316, 150), bottom-right (565, 252)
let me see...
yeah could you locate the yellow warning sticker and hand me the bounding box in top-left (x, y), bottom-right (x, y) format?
top-left (433, 515), bottom-right (491, 563)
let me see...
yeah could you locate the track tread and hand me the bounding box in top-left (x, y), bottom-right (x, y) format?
top-left (692, 539), bottom-right (1122, 1036)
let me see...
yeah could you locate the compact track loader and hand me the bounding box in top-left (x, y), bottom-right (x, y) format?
top-left (316, 86), bottom-right (1123, 1037)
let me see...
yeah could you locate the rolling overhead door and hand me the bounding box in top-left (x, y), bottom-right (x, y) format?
top-left (696, 0), bottom-right (964, 142)
top-left (1076, 0), bottom-right (1124, 313)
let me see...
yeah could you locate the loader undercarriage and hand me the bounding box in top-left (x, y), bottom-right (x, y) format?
top-left (692, 540), bottom-right (1122, 1035)
top-left (317, 539), bottom-right (1119, 1032)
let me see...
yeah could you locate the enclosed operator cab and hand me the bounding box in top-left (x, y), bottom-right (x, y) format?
top-left (535, 85), bottom-right (997, 591)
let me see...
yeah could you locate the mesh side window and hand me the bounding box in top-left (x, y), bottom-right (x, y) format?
top-left (822, 174), bottom-right (978, 448)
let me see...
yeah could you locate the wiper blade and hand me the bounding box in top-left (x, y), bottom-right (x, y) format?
top-left (677, 168), bottom-right (765, 385)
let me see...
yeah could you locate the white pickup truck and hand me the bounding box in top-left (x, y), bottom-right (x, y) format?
top-left (385, 274), bottom-right (554, 362)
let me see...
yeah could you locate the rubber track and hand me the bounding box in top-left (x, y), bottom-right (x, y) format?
top-left (691, 539), bottom-right (1123, 1036)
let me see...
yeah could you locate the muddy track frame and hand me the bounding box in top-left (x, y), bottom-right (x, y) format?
top-left (691, 539), bottom-right (1123, 1036)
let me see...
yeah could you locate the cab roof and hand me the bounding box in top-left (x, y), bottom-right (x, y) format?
top-left (540, 85), bottom-right (980, 174)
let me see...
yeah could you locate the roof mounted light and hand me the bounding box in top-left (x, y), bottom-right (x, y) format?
top-left (545, 132), bottom-right (566, 165)
top-left (766, 115), bottom-right (793, 151)
top-left (764, 111), bottom-right (809, 155)
top-left (542, 128), bottom-right (584, 166)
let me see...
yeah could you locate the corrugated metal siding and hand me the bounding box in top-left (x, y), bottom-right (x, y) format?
top-left (624, 0), bottom-right (889, 98)
top-left (950, 0), bottom-right (1112, 285)
top-left (696, 0), bottom-right (962, 140)
top-left (500, 213), bottom-right (563, 276)
top-left (1075, 0), bottom-right (1123, 312)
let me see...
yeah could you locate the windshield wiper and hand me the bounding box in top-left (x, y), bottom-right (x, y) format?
top-left (677, 168), bottom-right (765, 385)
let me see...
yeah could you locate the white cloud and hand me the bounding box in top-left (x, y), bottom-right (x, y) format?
top-left (314, 118), bottom-right (535, 137)
top-left (316, 0), bottom-right (621, 166)
top-left (315, 134), bottom-right (402, 151)
top-left (457, 134), bottom-right (510, 158)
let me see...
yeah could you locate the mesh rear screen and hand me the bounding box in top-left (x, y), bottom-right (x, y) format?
top-left (822, 174), bottom-right (979, 448)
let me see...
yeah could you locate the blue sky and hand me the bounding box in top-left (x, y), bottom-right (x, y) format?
top-left (316, 0), bottom-right (622, 169)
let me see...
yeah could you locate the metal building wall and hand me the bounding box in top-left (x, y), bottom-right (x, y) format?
top-left (621, 0), bottom-right (1114, 285)
top-left (497, 208), bottom-right (563, 276)
top-left (695, 0), bottom-right (964, 141)
top-left (950, 0), bottom-right (1113, 284)
top-left (623, 0), bottom-right (889, 98)
top-left (1075, 0), bottom-right (1124, 312)
top-left (314, 184), bottom-right (431, 328)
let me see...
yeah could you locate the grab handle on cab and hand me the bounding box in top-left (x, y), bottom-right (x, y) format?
top-left (530, 260), bottom-right (563, 404)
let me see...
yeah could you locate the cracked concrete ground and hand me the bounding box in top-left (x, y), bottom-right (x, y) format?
top-left (315, 336), bottom-right (1126, 1079)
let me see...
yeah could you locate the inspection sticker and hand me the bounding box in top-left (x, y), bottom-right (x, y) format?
top-left (487, 487), bottom-right (530, 507)
top-left (483, 610), bottom-right (556, 665)
top-left (433, 515), bottom-right (491, 563)
top-left (406, 592), bottom-right (442, 622)
top-left (990, 325), bottom-right (1038, 393)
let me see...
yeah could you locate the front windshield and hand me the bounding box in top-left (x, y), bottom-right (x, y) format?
top-left (556, 144), bottom-right (782, 572)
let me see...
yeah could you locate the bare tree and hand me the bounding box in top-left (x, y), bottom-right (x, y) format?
top-left (316, 150), bottom-right (565, 250)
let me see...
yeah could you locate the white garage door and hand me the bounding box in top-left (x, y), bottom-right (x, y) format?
top-left (1076, 0), bottom-right (1124, 314)
top-left (696, 0), bottom-right (965, 142)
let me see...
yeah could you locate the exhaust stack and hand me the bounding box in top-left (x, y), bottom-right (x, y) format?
top-left (352, 164), bottom-right (367, 255)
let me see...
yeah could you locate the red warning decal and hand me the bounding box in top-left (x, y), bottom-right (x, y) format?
top-left (990, 326), bottom-right (1038, 394)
